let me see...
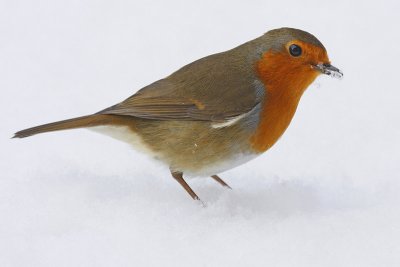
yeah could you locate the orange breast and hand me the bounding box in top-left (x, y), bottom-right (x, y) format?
top-left (251, 48), bottom-right (323, 152)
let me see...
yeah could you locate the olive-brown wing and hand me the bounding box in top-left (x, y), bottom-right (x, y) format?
top-left (99, 51), bottom-right (264, 122)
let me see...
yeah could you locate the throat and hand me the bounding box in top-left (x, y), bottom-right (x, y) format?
top-left (251, 50), bottom-right (320, 152)
top-left (250, 88), bottom-right (303, 152)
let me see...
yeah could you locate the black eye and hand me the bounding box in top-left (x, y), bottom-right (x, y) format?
top-left (289, 44), bottom-right (302, 57)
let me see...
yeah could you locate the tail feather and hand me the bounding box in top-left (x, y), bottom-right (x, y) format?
top-left (13, 114), bottom-right (119, 138)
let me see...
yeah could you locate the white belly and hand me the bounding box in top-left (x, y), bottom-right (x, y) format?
top-left (89, 125), bottom-right (259, 177)
top-left (184, 152), bottom-right (259, 177)
top-left (90, 125), bottom-right (160, 158)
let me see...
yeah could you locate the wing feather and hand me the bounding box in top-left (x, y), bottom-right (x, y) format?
top-left (99, 50), bottom-right (265, 122)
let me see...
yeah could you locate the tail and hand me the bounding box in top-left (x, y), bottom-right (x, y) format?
top-left (13, 114), bottom-right (125, 138)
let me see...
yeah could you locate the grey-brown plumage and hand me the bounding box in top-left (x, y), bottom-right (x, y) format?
top-left (14, 27), bottom-right (339, 201)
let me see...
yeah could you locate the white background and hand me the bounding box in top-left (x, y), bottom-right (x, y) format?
top-left (1, 0), bottom-right (399, 266)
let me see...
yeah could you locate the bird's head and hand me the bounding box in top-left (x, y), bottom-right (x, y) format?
top-left (255, 28), bottom-right (342, 97)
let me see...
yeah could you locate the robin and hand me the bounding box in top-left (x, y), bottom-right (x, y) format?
top-left (14, 27), bottom-right (342, 202)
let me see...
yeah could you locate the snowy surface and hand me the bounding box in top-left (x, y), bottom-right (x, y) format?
top-left (1, 0), bottom-right (400, 266)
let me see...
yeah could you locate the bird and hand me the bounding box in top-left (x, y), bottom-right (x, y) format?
top-left (14, 27), bottom-right (343, 202)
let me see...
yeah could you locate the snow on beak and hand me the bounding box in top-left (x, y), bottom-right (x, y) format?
top-left (313, 63), bottom-right (343, 79)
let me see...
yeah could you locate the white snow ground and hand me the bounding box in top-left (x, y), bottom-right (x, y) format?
top-left (1, 0), bottom-right (400, 266)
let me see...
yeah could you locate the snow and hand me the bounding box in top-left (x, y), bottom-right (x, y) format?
top-left (1, 0), bottom-right (400, 266)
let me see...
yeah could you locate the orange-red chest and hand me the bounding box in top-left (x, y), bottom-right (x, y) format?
top-left (250, 50), bottom-right (320, 152)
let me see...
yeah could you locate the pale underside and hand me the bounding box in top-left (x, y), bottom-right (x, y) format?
top-left (90, 112), bottom-right (260, 177)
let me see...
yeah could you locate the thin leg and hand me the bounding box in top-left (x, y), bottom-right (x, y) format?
top-left (211, 175), bottom-right (232, 189)
top-left (171, 171), bottom-right (201, 201)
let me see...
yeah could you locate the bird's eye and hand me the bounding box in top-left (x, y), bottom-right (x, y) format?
top-left (289, 44), bottom-right (302, 57)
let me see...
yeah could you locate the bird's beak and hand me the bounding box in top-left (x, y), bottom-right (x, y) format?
top-left (313, 63), bottom-right (343, 79)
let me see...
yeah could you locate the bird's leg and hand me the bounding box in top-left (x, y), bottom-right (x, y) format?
top-left (170, 171), bottom-right (202, 202)
top-left (210, 175), bottom-right (232, 189)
